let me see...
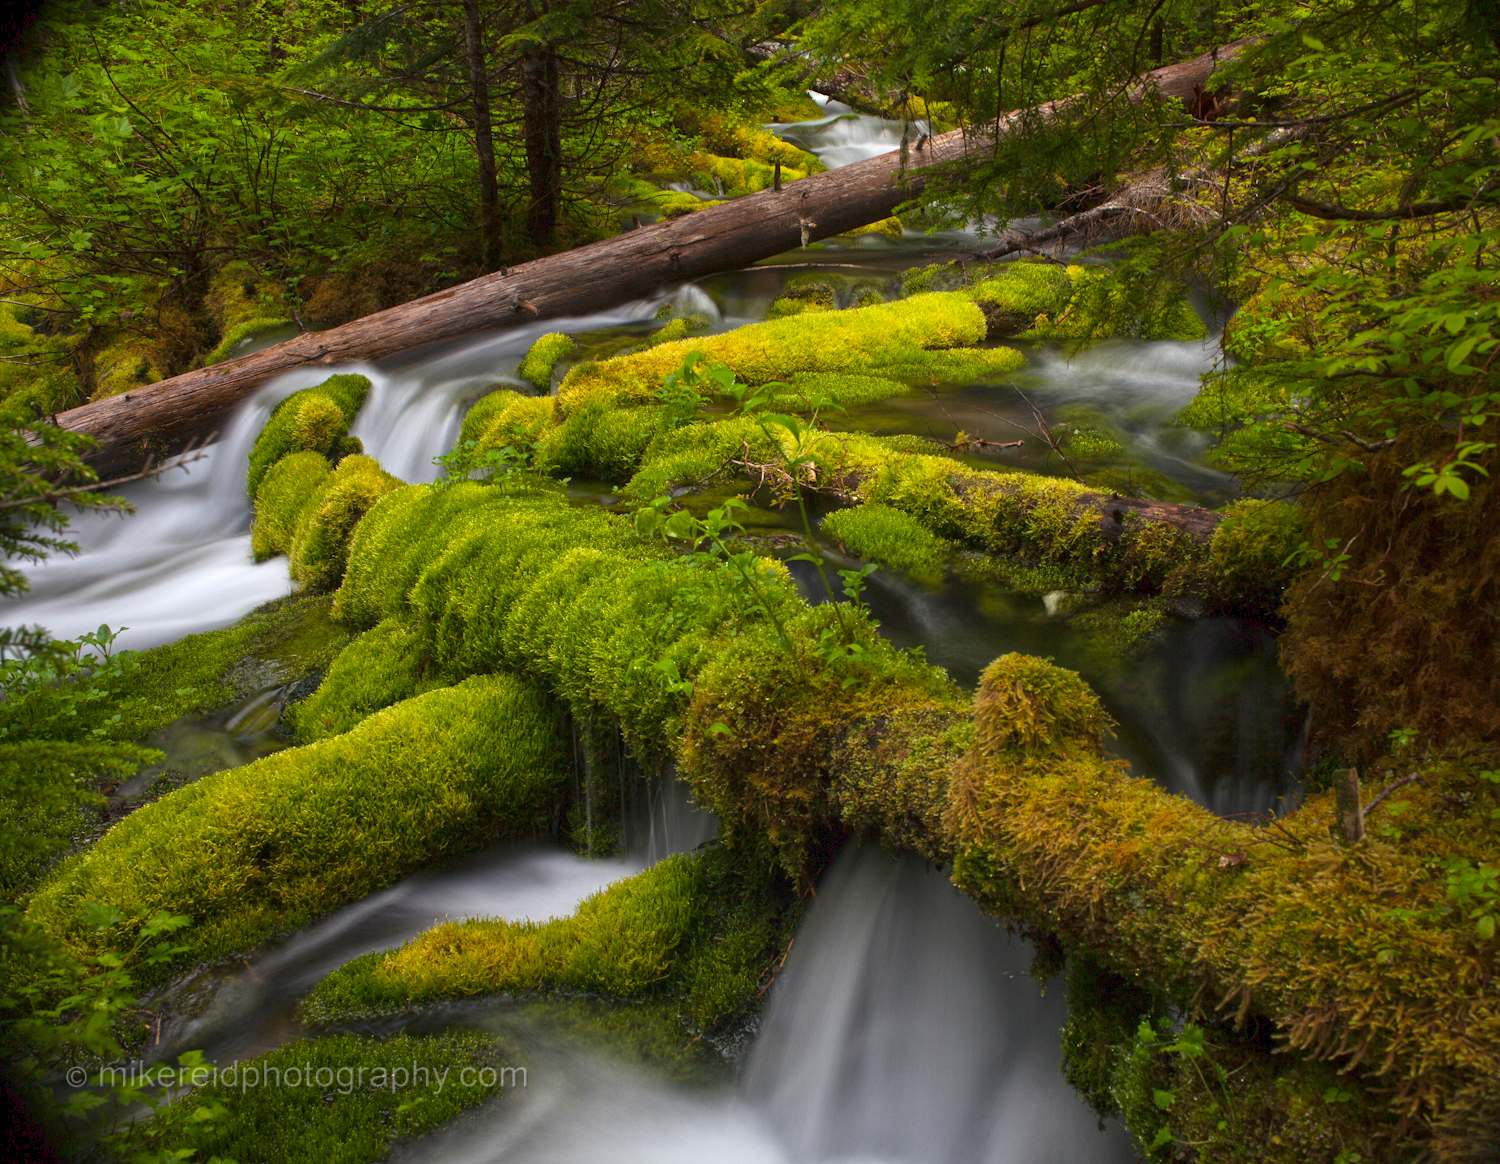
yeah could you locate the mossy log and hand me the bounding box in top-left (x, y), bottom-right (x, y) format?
top-left (53, 43), bottom-right (1249, 476)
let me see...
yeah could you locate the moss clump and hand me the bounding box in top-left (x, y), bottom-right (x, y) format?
top-left (517, 332), bottom-right (577, 390)
top-left (556, 293), bottom-right (991, 411)
top-left (286, 454), bottom-right (402, 592)
top-left (1203, 499), bottom-right (1307, 618)
top-left (305, 845), bottom-right (792, 1038)
top-left (247, 374), bottom-right (370, 498)
top-left (767, 281), bottom-right (836, 319)
top-left (155, 1032), bottom-right (503, 1164)
top-left (460, 388), bottom-right (557, 450)
top-left (26, 675), bottom-right (565, 976)
top-left (290, 618), bottom-right (446, 742)
top-left (821, 503), bottom-right (953, 585)
top-left (252, 451), bottom-right (330, 561)
top-left (532, 399), bottom-right (667, 482)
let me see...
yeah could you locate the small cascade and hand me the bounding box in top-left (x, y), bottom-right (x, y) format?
top-left (657, 281), bottom-right (724, 329)
top-left (619, 764), bottom-right (717, 865)
top-left (770, 94), bottom-right (928, 169)
top-left (0, 303), bottom-right (663, 650)
top-left (744, 845), bottom-right (1132, 1164)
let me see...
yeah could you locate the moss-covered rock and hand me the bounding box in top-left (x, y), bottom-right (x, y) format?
top-left (286, 454), bottom-right (402, 592)
top-left (290, 617), bottom-right (447, 742)
top-left (304, 845), bottom-right (793, 1038)
top-left (26, 675), bottom-right (565, 975)
top-left (247, 374), bottom-right (370, 498)
top-left (517, 332), bottom-right (577, 390)
top-left (252, 451), bottom-right (330, 561)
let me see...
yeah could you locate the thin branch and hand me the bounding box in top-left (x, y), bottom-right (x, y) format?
top-left (1362, 773), bottom-right (1424, 821)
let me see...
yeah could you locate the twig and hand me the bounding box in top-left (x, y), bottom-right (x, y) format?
top-left (1362, 773), bottom-right (1424, 821)
top-left (0, 432), bottom-right (216, 511)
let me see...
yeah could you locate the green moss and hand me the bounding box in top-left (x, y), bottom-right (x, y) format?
top-left (821, 503), bottom-right (953, 585)
top-left (460, 389), bottom-right (558, 452)
top-left (533, 399), bottom-right (667, 482)
top-left (204, 316), bottom-right (293, 366)
top-left (306, 844), bottom-right (791, 1040)
top-left (775, 372), bottom-right (911, 409)
top-left (517, 332), bottom-right (577, 390)
top-left (26, 675), bottom-right (565, 976)
top-left (156, 1032), bottom-right (503, 1164)
top-left (247, 374), bottom-right (370, 498)
top-left (290, 618), bottom-right (447, 742)
top-left (1202, 499), bottom-right (1307, 617)
top-left (306, 854), bottom-right (698, 1014)
top-left (287, 454), bottom-right (403, 592)
top-left (251, 451), bottom-right (330, 561)
top-left (557, 293), bottom-right (990, 411)
top-left (767, 281), bottom-right (836, 320)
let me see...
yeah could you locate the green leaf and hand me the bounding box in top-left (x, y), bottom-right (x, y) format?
top-left (1153, 1089), bottom-right (1175, 1110)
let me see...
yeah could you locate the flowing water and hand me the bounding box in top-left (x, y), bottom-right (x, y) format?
top-left (12, 102), bottom-right (1301, 1159)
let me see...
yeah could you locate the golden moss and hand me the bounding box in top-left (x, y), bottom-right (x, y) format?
top-left (556, 293), bottom-right (990, 412)
top-left (943, 656), bottom-right (1500, 1156)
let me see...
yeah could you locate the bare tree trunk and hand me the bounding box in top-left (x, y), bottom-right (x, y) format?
top-left (55, 42), bottom-right (1249, 475)
top-left (521, 44), bottom-right (562, 246)
top-left (462, 0), bottom-right (500, 269)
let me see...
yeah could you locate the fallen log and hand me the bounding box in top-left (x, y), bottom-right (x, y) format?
top-left (56, 42), bottom-right (1250, 475)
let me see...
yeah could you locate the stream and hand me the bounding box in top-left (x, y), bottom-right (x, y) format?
top-left (2, 98), bottom-right (1298, 1161)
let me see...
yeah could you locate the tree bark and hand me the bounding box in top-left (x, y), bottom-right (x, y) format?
top-left (461, 0), bottom-right (500, 270)
top-left (521, 44), bottom-right (562, 247)
top-left (55, 42), bottom-right (1249, 476)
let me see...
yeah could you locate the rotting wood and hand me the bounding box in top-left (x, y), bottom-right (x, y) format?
top-left (55, 42), bottom-right (1251, 476)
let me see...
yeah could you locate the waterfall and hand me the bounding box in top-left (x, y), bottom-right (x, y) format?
top-left (744, 845), bottom-right (1132, 1163)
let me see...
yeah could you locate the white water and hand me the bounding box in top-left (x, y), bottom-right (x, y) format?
top-left (395, 845), bottom-right (1131, 1164)
top-left (771, 94), bottom-right (929, 169)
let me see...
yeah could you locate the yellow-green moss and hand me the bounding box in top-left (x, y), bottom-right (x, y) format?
top-left (517, 332), bottom-right (577, 390)
top-left (247, 374), bottom-right (370, 498)
top-left (459, 389), bottom-right (560, 465)
top-left (771, 372), bottom-right (911, 410)
top-left (252, 451), bottom-right (331, 561)
top-left (557, 293), bottom-right (990, 412)
top-left (821, 503), bottom-right (953, 585)
top-left (26, 675), bottom-right (565, 975)
top-left (287, 454), bottom-right (403, 592)
top-left (290, 618), bottom-right (447, 742)
top-left (845, 216), bottom-right (904, 239)
top-left (533, 399), bottom-right (667, 482)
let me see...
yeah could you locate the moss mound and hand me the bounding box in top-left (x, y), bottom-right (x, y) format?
top-left (247, 374), bottom-right (370, 498)
top-left (26, 675), bottom-right (565, 974)
top-left (290, 617), bottom-right (447, 742)
top-left (286, 454), bottom-right (403, 591)
top-left (252, 451), bottom-right (330, 561)
top-left (557, 293), bottom-right (992, 411)
top-left (821, 503), bottom-right (954, 585)
top-left (517, 332), bottom-right (577, 390)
